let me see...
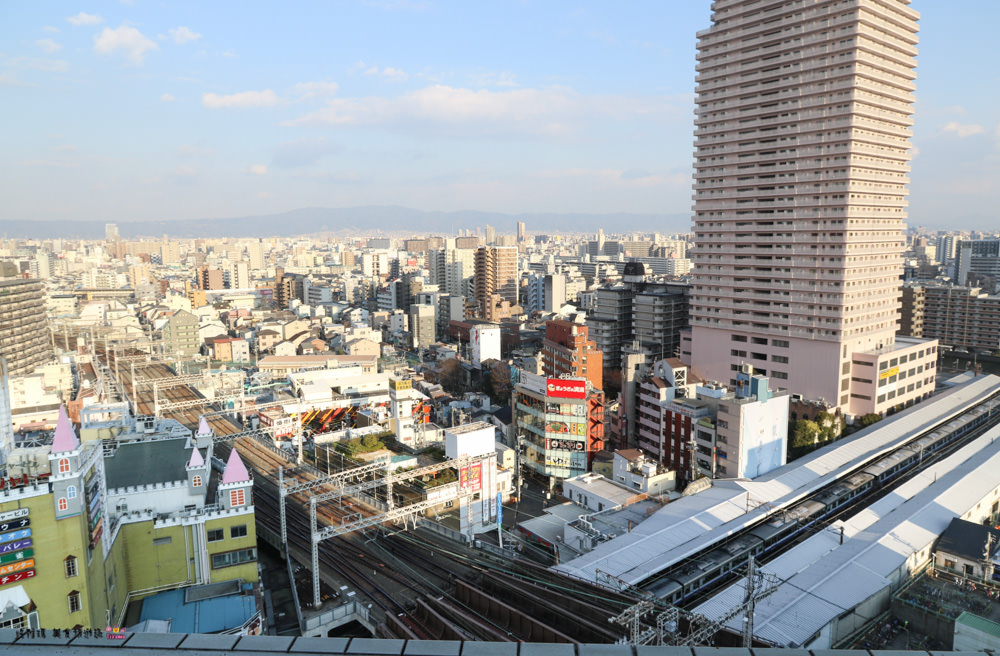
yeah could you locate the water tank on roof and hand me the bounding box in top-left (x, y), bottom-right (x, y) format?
top-left (623, 260), bottom-right (646, 282)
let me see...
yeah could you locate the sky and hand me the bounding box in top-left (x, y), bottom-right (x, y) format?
top-left (1, 1), bottom-right (999, 230)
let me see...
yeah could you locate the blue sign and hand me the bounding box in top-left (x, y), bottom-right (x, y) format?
top-left (496, 492), bottom-right (503, 526)
top-left (0, 529), bottom-right (31, 545)
top-left (0, 538), bottom-right (32, 553)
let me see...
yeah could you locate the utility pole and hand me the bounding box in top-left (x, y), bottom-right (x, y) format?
top-left (742, 555), bottom-right (757, 648)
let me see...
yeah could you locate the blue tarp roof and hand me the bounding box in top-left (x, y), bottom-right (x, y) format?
top-left (138, 586), bottom-right (255, 634)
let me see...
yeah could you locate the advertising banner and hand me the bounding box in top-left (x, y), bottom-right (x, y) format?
top-left (546, 378), bottom-right (586, 400)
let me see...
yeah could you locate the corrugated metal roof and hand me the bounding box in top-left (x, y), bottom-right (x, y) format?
top-left (956, 610), bottom-right (1000, 638)
top-left (694, 423), bottom-right (1000, 648)
top-left (554, 375), bottom-right (1000, 585)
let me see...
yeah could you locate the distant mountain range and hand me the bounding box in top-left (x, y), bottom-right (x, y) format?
top-left (1, 206), bottom-right (693, 240)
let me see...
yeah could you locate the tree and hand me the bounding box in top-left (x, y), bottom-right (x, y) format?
top-left (858, 413), bottom-right (882, 427)
top-left (485, 361), bottom-right (513, 405)
top-left (815, 410), bottom-right (844, 443)
top-left (791, 419), bottom-right (821, 449)
top-left (436, 358), bottom-right (465, 394)
top-left (604, 368), bottom-right (623, 401)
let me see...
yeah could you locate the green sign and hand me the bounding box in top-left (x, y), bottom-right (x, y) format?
top-left (0, 549), bottom-right (32, 566)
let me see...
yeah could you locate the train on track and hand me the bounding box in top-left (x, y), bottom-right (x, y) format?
top-left (645, 394), bottom-right (1000, 604)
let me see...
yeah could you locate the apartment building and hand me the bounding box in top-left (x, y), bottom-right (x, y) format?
top-left (685, 0), bottom-right (937, 414)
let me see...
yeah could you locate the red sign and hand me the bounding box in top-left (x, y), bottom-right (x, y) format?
top-left (469, 462), bottom-right (482, 492)
top-left (546, 378), bottom-right (586, 400)
top-left (0, 569), bottom-right (34, 587)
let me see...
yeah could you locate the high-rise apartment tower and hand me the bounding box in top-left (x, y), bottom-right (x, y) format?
top-left (686, 0), bottom-right (937, 415)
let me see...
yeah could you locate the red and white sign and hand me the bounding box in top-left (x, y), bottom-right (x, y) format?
top-left (546, 378), bottom-right (586, 400)
top-left (0, 569), bottom-right (34, 587)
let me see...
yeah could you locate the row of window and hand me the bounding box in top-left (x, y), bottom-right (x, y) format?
top-left (211, 548), bottom-right (257, 570)
top-left (208, 524), bottom-right (248, 542)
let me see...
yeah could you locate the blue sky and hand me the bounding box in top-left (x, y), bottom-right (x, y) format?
top-left (1, 1), bottom-right (998, 229)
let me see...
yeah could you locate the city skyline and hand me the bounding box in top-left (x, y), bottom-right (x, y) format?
top-left (2, 1), bottom-right (1000, 230)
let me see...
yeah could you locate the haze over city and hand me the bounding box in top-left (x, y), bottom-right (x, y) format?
top-left (2, 1), bottom-right (1000, 231)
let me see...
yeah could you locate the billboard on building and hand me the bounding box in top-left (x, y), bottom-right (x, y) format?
top-left (546, 378), bottom-right (586, 400)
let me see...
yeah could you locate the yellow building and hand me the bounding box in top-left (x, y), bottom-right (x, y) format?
top-left (0, 408), bottom-right (258, 631)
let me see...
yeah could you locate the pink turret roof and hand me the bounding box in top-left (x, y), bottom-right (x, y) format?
top-left (221, 448), bottom-right (250, 484)
top-left (197, 416), bottom-right (212, 436)
top-left (51, 405), bottom-right (79, 454)
top-left (188, 446), bottom-right (205, 468)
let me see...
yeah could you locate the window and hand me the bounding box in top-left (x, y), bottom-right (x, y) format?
top-left (192, 475), bottom-right (203, 487)
top-left (67, 485), bottom-right (77, 499)
top-left (68, 591), bottom-right (81, 614)
top-left (65, 556), bottom-right (78, 578)
top-left (207, 528), bottom-right (224, 542)
top-left (230, 524), bottom-right (248, 539)
top-left (58, 498), bottom-right (68, 511)
top-left (229, 489), bottom-right (245, 507)
top-left (58, 458), bottom-right (70, 474)
top-left (211, 548), bottom-right (257, 569)
top-left (0, 615), bottom-right (28, 630)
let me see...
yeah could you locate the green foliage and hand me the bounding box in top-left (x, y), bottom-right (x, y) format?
top-left (814, 410), bottom-right (844, 442)
top-left (791, 419), bottom-right (821, 449)
top-left (858, 413), bottom-right (883, 427)
top-left (421, 468), bottom-right (458, 488)
top-left (422, 446), bottom-right (446, 462)
top-left (336, 435), bottom-right (386, 456)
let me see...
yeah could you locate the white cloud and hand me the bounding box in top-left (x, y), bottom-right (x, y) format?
top-left (256, 191), bottom-right (274, 199)
top-left (272, 137), bottom-right (340, 168)
top-left (67, 12), bottom-right (103, 26)
top-left (161, 93), bottom-right (175, 102)
top-left (94, 26), bottom-right (158, 64)
top-left (171, 165), bottom-right (199, 184)
top-left (177, 144), bottom-right (216, 158)
top-left (36, 39), bottom-right (62, 54)
top-left (18, 158), bottom-right (81, 168)
top-left (53, 144), bottom-right (78, 153)
top-left (1, 56), bottom-right (70, 72)
top-left (168, 26), bottom-right (202, 45)
top-left (283, 84), bottom-right (680, 140)
top-left (469, 71), bottom-right (519, 88)
top-left (247, 164), bottom-right (268, 175)
top-left (293, 81), bottom-right (339, 101)
top-left (539, 168), bottom-right (687, 189)
top-left (42, 26), bottom-right (61, 34)
top-left (942, 121), bottom-right (985, 139)
top-left (0, 72), bottom-right (28, 86)
top-left (202, 89), bottom-right (279, 109)
top-left (364, 64), bottom-right (408, 82)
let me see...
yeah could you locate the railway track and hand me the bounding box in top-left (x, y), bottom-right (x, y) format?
top-left (93, 346), bottom-right (642, 642)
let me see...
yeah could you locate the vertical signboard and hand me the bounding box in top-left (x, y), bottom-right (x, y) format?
top-left (85, 466), bottom-right (104, 548)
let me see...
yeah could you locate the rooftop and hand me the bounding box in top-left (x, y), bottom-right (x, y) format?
top-left (138, 582), bottom-right (256, 634)
top-left (0, 632), bottom-right (971, 655)
top-left (694, 421), bottom-right (1000, 647)
top-left (105, 438), bottom-right (203, 490)
top-left (554, 374), bottom-right (1000, 586)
